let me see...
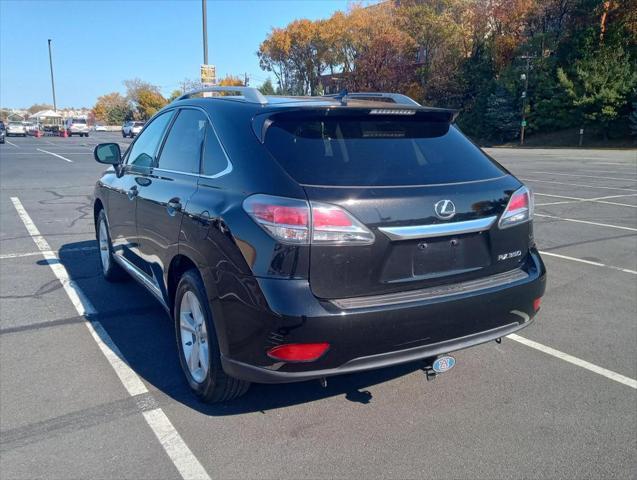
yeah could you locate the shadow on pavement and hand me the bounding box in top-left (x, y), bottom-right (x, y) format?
top-left (54, 241), bottom-right (423, 415)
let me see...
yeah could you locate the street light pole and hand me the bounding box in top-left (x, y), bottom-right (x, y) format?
top-left (202, 0), bottom-right (208, 65)
top-left (47, 39), bottom-right (57, 112)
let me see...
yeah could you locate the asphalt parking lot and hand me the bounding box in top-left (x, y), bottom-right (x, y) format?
top-left (0, 133), bottom-right (635, 479)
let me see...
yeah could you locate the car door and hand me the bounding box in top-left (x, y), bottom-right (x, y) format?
top-left (135, 108), bottom-right (204, 295)
top-left (107, 110), bottom-right (174, 273)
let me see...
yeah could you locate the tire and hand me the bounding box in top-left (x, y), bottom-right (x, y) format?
top-left (175, 269), bottom-right (250, 403)
top-left (122, 132), bottom-right (126, 138)
top-left (96, 209), bottom-right (126, 282)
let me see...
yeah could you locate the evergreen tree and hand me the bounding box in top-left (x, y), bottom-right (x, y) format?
top-left (483, 86), bottom-right (520, 143)
top-left (258, 78), bottom-right (276, 95)
top-left (558, 44), bottom-right (637, 137)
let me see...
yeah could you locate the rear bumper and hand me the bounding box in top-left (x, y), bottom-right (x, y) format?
top-left (215, 249), bottom-right (546, 384)
top-left (222, 319), bottom-right (532, 383)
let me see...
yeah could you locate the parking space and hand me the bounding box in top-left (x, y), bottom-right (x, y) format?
top-left (1, 139), bottom-right (635, 479)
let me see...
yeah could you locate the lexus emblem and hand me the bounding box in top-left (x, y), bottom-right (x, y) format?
top-left (434, 200), bottom-right (456, 220)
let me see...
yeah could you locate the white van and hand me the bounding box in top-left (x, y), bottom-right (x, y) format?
top-left (65, 117), bottom-right (89, 137)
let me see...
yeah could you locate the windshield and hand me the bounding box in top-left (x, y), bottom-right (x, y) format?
top-left (72, 119), bottom-right (87, 124)
top-left (264, 116), bottom-right (505, 187)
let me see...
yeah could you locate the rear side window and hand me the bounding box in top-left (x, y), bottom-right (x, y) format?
top-left (202, 123), bottom-right (228, 176)
top-left (157, 109), bottom-right (206, 174)
top-left (264, 116), bottom-right (505, 186)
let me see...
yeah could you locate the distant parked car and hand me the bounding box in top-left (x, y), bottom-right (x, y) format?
top-left (24, 122), bottom-right (40, 135)
top-left (65, 117), bottom-right (90, 137)
top-left (0, 126), bottom-right (5, 144)
top-left (122, 121), bottom-right (145, 138)
top-left (6, 122), bottom-right (26, 137)
top-left (94, 124), bottom-right (107, 132)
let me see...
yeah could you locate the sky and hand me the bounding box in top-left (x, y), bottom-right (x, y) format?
top-left (0, 0), bottom-right (363, 109)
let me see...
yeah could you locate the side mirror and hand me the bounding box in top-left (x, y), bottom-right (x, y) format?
top-left (94, 143), bottom-right (122, 165)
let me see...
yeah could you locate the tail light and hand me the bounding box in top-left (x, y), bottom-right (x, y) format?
top-left (267, 343), bottom-right (330, 362)
top-left (499, 186), bottom-right (534, 229)
top-left (243, 194), bottom-right (374, 245)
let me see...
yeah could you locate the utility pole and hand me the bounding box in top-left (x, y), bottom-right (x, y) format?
top-left (519, 55), bottom-right (532, 146)
top-left (47, 39), bottom-right (57, 112)
top-left (244, 73), bottom-right (249, 86)
top-left (202, 0), bottom-right (208, 65)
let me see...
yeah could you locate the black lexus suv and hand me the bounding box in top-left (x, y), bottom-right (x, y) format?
top-left (93, 88), bottom-right (546, 402)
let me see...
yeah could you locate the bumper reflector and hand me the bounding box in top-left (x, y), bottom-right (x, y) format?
top-left (533, 297), bottom-right (542, 312)
top-left (267, 343), bottom-right (330, 362)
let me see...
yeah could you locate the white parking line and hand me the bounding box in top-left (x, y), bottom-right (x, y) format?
top-left (508, 334), bottom-right (637, 389)
top-left (520, 177), bottom-right (637, 192)
top-left (10, 197), bottom-right (211, 480)
top-left (539, 250), bottom-right (637, 275)
top-left (6, 140), bottom-right (20, 148)
top-left (576, 169), bottom-right (637, 175)
top-left (595, 162), bottom-right (637, 167)
top-left (534, 192), bottom-right (637, 208)
top-left (36, 148), bottom-right (73, 163)
top-left (534, 213), bottom-right (637, 232)
top-left (9, 152), bottom-right (94, 155)
top-left (536, 200), bottom-right (637, 208)
top-left (0, 246), bottom-right (97, 260)
top-left (530, 171), bottom-right (637, 182)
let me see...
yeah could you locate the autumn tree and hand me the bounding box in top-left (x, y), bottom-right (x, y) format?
top-left (92, 92), bottom-right (130, 124)
top-left (256, 0), bottom-right (636, 144)
top-left (136, 89), bottom-right (167, 120)
top-left (218, 75), bottom-right (245, 86)
top-left (168, 89), bottom-right (182, 102)
top-left (123, 78), bottom-right (160, 103)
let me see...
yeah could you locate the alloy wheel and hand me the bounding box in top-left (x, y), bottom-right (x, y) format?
top-left (179, 291), bottom-right (209, 383)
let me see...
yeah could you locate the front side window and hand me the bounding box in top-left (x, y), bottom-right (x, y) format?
top-left (126, 111), bottom-right (173, 168)
top-left (157, 109), bottom-right (207, 174)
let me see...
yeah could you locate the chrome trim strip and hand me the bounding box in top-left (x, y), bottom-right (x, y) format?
top-left (331, 268), bottom-right (529, 310)
top-left (379, 215), bottom-right (497, 241)
top-left (113, 254), bottom-right (167, 308)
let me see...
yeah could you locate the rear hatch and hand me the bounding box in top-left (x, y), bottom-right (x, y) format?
top-left (262, 108), bottom-right (531, 299)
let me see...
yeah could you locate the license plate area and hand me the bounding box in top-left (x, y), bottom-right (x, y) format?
top-left (412, 233), bottom-right (490, 276)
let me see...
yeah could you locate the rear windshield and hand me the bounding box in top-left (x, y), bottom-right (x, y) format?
top-left (72, 119), bottom-right (87, 124)
top-left (264, 116), bottom-right (505, 186)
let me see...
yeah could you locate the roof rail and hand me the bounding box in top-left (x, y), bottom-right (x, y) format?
top-left (323, 92), bottom-right (421, 107)
top-left (176, 86), bottom-right (268, 105)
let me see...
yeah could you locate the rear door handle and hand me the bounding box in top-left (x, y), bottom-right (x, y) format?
top-left (127, 186), bottom-right (138, 200)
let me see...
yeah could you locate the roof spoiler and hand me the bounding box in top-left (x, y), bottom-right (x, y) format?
top-left (252, 107), bottom-right (459, 143)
